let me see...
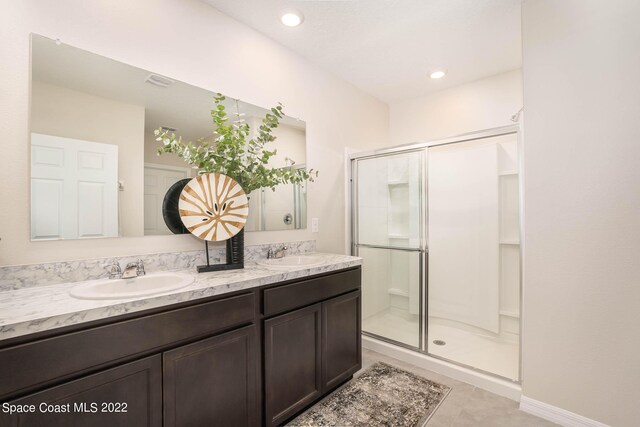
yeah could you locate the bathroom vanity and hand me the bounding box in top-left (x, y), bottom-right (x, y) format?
top-left (0, 255), bottom-right (361, 426)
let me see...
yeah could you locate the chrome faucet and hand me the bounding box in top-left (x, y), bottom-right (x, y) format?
top-left (273, 245), bottom-right (288, 259)
top-left (136, 259), bottom-right (145, 276)
top-left (105, 261), bottom-right (122, 279)
top-left (267, 245), bottom-right (289, 259)
top-left (266, 245), bottom-right (288, 259)
top-left (122, 259), bottom-right (145, 279)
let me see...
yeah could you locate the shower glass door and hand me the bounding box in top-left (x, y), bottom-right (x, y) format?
top-left (427, 134), bottom-right (521, 380)
top-left (351, 127), bottom-right (521, 381)
top-left (353, 150), bottom-right (425, 349)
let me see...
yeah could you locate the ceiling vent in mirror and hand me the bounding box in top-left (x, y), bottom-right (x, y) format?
top-left (145, 73), bottom-right (173, 88)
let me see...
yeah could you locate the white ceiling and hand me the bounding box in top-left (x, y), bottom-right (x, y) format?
top-left (203, 0), bottom-right (522, 103)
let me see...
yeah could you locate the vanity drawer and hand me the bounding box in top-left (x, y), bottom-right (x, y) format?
top-left (262, 268), bottom-right (361, 317)
top-left (0, 292), bottom-right (255, 400)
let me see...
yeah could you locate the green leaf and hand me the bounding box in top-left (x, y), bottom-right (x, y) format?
top-left (153, 96), bottom-right (317, 194)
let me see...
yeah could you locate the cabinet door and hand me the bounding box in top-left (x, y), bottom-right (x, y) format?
top-left (264, 304), bottom-right (322, 427)
top-left (0, 355), bottom-right (162, 427)
top-left (163, 325), bottom-right (258, 427)
top-left (322, 291), bottom-right (362, 391)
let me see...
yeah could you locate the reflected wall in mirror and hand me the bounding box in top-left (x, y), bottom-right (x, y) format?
top-left (30, 34), bottom-right (307, 241)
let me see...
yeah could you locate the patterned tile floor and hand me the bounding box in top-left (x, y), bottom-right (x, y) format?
top-left (357, 348), bottom-right (558, 427)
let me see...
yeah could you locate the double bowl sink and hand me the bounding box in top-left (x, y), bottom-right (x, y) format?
top-left (70, 255), bottom-right (324, 300)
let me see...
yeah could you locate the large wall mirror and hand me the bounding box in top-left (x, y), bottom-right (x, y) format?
top-left (29, 34), bottom-right (307, 241)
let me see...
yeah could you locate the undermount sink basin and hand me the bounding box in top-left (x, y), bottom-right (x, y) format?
top-left (70, 272), bottom-right (194, 300)
top-left (256, 255), bottom-right (324, 270)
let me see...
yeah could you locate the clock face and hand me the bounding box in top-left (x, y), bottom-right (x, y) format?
top-left (178, 173), bottom-right (249, 241)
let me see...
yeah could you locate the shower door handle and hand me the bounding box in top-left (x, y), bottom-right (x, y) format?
top-left (354, 243), bottom-right (424, 252)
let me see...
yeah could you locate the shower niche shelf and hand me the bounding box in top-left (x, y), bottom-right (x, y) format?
top-left (499, 240), bottom-right (520, 245)
top-left (387, 181), bottom-right (410, 240)
top-left (387, 288), bottom-right (409, 297)
top-left (388, 234), bottom-right (410, 239)
top-left (497, 138), bottom-right (521, 339)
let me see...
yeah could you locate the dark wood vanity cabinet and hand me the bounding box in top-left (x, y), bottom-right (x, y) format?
top-left (163, 325), bottom-right (258, 427)
top-left (0, 266), bottom-right (361, 427)
top-left (0, 356), bottom-right (162, 427)
top-left (0, 292), bottom-right (257, 427)
top-left (264, 304), bottom-right (323, 426)
top-left (322, 291), bottom-right (362, 390)
top-left (263, 268), bottom-right (362, 427)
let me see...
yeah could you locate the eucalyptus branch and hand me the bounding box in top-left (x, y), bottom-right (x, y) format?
top-left (155, 93), bottom-right (317, 194)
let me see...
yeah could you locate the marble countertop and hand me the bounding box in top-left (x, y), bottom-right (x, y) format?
top-left (0, 253), bottom-right (361, 342)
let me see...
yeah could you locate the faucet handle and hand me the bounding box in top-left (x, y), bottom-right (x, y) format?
top-left (267, 248), bottom-right (274, 259)
top-left (105, 260), bottom-right (122, 279)
top-left (136, 259), bottom-right (145, 276)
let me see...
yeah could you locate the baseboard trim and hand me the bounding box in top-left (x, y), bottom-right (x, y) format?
top-left (362, 335), bottom-right (521, 401)
top-left (519, 396), bottom-right (609, 427)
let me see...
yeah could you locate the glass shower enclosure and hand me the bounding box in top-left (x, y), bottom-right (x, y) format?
top-left (353, 150), bottom-right (425, 349)
top-left (352, 126), bottom-right (521, 381)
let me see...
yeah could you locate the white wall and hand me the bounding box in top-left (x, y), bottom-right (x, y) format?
top-left (521, 1), bottom-right (640, 425)
top-left (389, 69), bottom-right (522, 145)
top-left (32, 81), bottom-right (145, 237)
top-left (144, 131), bottom-right (194, 172)
top-left (267, 121), bottom-right (306, 169)
top-left (0, 0), bottom-right (388, 265)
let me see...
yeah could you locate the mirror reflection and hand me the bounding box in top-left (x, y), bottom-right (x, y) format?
top-left (30, 34), bottom-right (306, 241)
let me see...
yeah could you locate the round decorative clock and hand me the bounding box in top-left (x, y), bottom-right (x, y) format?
top-left (178, 173), bottom-right (248, 241)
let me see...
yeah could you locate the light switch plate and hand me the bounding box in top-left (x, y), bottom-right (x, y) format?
top-left (311, 218), bottom-right (319, 233)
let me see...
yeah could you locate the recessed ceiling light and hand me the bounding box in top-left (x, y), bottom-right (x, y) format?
top-left (429, 70), bottom-right (447, 79)
top-left (281, 10), bottom-right (304, 27)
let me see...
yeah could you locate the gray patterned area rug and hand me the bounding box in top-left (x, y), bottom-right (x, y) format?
top-left (288, 362), bottom-right (450, 427)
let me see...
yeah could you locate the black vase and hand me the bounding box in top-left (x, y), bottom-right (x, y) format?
top-left (226, 228), bottom-right (244, 266)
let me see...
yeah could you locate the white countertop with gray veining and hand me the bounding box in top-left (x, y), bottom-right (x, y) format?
top-left (0, 253), bottom-right (361, 341)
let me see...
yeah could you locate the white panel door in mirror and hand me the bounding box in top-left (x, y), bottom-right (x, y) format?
top-left (31, 133), bottom-right (118, 240)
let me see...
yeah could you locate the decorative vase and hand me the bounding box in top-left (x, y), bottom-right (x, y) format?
top-left (225, 228), bottom-right (244, 266)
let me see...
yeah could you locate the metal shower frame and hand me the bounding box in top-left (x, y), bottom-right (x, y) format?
top-left (350, 124), bottom-right (523, 383)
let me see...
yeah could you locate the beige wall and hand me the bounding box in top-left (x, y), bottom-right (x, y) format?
top-left (32, 81), bottom-right (145, 237)
top-left (0, 0), bottom-right (388, 265)
top-left (245, 116), bottom-right (306, 169)
top-left (389, 69), bottom-right (522, 145)
top-left (270, 123), bottom-right (306, 169)
top-left (144, 131), bottom-right (194, 173)
top-left (521, 1), bottom-right (640, 425)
